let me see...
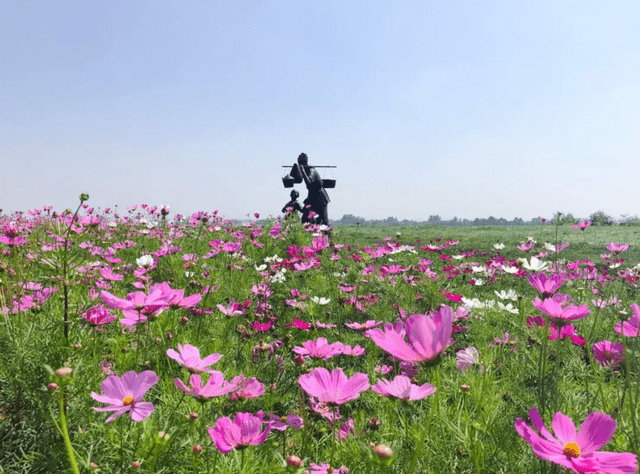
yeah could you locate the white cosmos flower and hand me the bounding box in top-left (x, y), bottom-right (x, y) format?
top-left (452, 255), bottom-right (464, 260)
top-left (333, 272), bottom-right (347, 278)
top-left (498, 302), bottom-right (519, 314)
top-left (136, 255), bottom-right (154, 268)
top-left (518, 256), bottom-right (549, 272)
top-left (311, 296), bottom-right (331, 305)
top-left (472, 278), bottom-right (484, 286)
top-left (185, 271), bottom-right (194, 278)
top-left (471, 265), bottom-right (487, 274)
top-left (494, 289), bottom-right (518, 301)
top-left (502, 265), bottom-right (519, 274)
top-left (493, 243), bottom-right (505, 250)
top-left (254, 264), bottom-right (267, 272)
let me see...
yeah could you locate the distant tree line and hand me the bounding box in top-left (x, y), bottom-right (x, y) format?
top-left (332, 210), bottom-right (640, 227)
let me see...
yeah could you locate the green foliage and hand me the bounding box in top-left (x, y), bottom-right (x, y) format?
top-left (2, 208), bottom-right (640, 473)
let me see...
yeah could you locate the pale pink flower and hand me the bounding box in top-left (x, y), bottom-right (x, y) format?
top-left (173, 372), bottom-right (236, 399)
top-left (606, 242), bottom-right (630, 253)
top-left (456, 347), bottom-right (480, 372)
top-left (229, 375), bottom-right (265, 400)
top-left (166, 344), bottom-right (222, 373)
top-left (371, 375), bottom-right (436, 400)
top-left (91, 371), bottom-right (158, 423)
top-left (292, 338), bottom-right (344, 360)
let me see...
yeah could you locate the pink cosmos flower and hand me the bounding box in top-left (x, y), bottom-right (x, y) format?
top-left (527, 316), bottom-right (586, 346)
top-left (593, 340), bottom-right (624, 368)
top-left (335, 418), bottom-right (355, 441)
top-left (345, 320), bottom-right (383, 330)
top-left (298, 367), bottom-right (369, 404)
top-left (371, 375), bottom-right (436, 400)
top-left (91, 371), bottom-right (158, 423)
top-left (533, 297), bottom-right (590, 326)
top-left (81, 305), bottom-right (116, 326)
top-left (571, 220), bottom-right (592, 231)
top-left (229, 375), bottom-right (265, 400)
top-left (208, 412), bottom-right (270, 454)
top-left (292, 338), bottom-right (344, 360)
top-left (166, 344), bottom-right (222, 373)
top-left (615, 304), bottom-right (640, 337)
top-left (306, 463), bottom-right (349, 474)
top-left (100, 267), bottom-right (124, 281)
top-left (515, 407), bottom-right (637, 473)
top-left (340, 344), bottom-right (366, 356)
top-left (528, 273), bottom-right (564, 298)
top-left (256, 411), bottom-right (304, 431)
top-left (173, 372), bottom-right (237, 399)
top-left (217, 300), bottom-right (244, 316)
top-left (606, 242), bottom-right (630, 253)
top-left (368, 306), bottom-right (453, 363)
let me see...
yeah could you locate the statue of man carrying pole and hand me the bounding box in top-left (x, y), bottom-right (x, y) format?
top-left (291, 153), bottom-right (331, 226)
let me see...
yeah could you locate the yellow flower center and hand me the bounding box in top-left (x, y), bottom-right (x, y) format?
top-left (563, 441), bottom-right (580, 458)
top-left (122, 396), bottom-right (134, 405)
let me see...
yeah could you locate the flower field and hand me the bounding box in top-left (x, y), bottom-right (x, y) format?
top-left (1, 198), bottom-right (640, 473)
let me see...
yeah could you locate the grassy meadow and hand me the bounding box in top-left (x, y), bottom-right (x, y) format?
top-left (1, 201), bottom-right (640, 473)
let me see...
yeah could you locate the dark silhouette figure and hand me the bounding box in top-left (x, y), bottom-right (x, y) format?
top-left (294, 153), bottom-right (330, 226)
top-left (282, 189), bottom-right (303, 216)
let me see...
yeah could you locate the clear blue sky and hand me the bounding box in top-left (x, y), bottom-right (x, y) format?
top-left (2, 1), bottom-right (639, 221)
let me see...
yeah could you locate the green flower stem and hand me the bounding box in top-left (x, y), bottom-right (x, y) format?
top-left (537, 321), bottom-right (550, 416)
top-left (57, 387), bottom-right (80, 474)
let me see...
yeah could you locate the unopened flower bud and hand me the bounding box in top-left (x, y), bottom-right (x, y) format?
top-left (47, 382), bottom-right (59, 391)
top-left (286, 455), bottom-right (302, 468)
top-left (80, 192), bottom-right (90, 202)
top-left (131, 461), bottom-right (141, 469)
top-left (371, 444), bottom-right (394, 466)
top-left (166, 332), bottom-right (173, 340)
top-left (373, 444), bottom-right (393, 459)
top-left (193, 445), bottom-right (203, 454)
top-left (460, 384), bottom-right (471, 392)
top-left (74, 343), bottom-right (82, 350)
top-left (181, 317), bottom-right (189, 324)
top-left (294, 354), bottom-right (305, 366)
top-left (55, 367), bottom-right (73, 378)
top-left (89, 462), bottom-right (98, 470)
top-left (189, 412), bottom-right (199, 420)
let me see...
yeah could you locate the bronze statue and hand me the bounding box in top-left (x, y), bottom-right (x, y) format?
top-left (293, 153), bottom-right (330, 226)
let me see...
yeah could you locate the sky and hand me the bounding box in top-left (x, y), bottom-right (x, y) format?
top-left (1, 1), bottom-right (639, 222)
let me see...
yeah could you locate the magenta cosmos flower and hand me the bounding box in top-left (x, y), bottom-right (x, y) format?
top-left (298, 367), bottom-right (369, 404)
top-left (593, 340), bottom-right (624, 368)
top-left (208, 412), bottom-right (270, 454)
top-left (532, 296), bottom-right (590, 326)
top-left (368, 306), bottom-right (453, 363)
top-left (528, 273), bottom-right (564, 298)
top-left (515, 407), bottom-right (637, 473)
top-left (91, 371), bottom-right (158, 423)
top-left (371, 375), bottom-right (436, 401)
top-left (166, 343), bottom-right (222, 373)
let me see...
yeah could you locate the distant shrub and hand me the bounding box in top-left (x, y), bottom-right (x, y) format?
top-left (589, 210), bottom-right (613, 226)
